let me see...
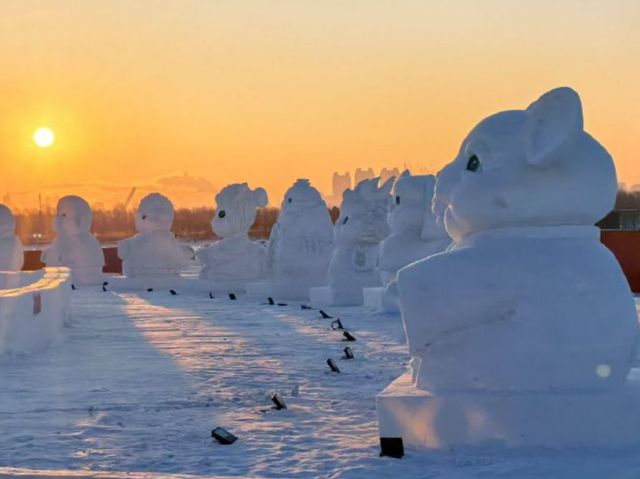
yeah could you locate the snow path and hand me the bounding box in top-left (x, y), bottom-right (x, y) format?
top-left (2, 290), bottom-right (640, 478)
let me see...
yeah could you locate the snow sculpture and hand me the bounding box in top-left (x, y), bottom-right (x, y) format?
top-left (0, 205), bottom-right (23, 271)
top-left (118, 193), bottom-right (194, 278)
top-left (369, 172), bottom-right (451, 311)
top-left (264, 179), bottom-right (333, 299)
top-left (378, 171), bottom-right (451, 285)
top-left (198, 183), bottom-right (268, 292)
top-left (377, 87), bottom-right (640, 449)
top-left (325, 177), bottom-right (394, 305)
top-left (42, 196), bottom-right (104, 285)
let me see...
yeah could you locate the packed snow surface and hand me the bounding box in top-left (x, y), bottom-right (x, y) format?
top-left (0, 288), bottom-right (639, 477)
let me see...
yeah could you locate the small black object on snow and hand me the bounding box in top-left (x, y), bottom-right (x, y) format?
top-left (277, 302), bottom-right (288, 307)
top-left (169, 289), bottom-right (178, 296)
top-left (102, 285), bottom-right (107, 292)
top-left (267, 297), bottom-right (275, 305)
top-left (209, 292), bottom-right (214, 299)
top-left (379, 437), bottom-right (404, 459)
top-left (229, 293), bottom-right (237, 300)
top-left (211, 427), bottom-right (238, 445)
top-left (271, 392), bottom-right (287, 410)
top-left (102, 281), bottom-right (109, 286)
top-left (342, 331), bottom-right (356, 342)
top-left (301, 304), bottom-right (312, 310)
top-left (71, 284), bottom-right (76, 290)
top-left (342, 346), bottom-right (354, 359)
top-left (319, 309), bottom-right (332, 319)
top-left (331, 319), bottom-right (344, 330)
top-left (327, 358), bottom-right (341, 373)
top-left (147, 288), bottom-right (154, 292)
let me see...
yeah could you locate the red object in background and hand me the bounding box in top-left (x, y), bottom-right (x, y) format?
top-left (601, 230), bottom-right (640, 293)
top-left (22, 246), bottom-right (123, 274)
top-left (102, 247), bottom-right (123, 274)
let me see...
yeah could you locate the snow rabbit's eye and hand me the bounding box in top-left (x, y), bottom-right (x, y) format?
top-left (395, 195), bottom-right (400, 206)
top-left (287, 198), bottom-right (292, 203)
top-left (466, 154), bottom-right (480, 172)
top-left (141, 215), bottom-right (147, 220)
top-left (342, 216), bottom-right (349, 225)
top-left (218, 210), bottom-right (226, 218)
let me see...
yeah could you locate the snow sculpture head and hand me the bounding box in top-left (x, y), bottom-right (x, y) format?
top-left (433, 87), bottom-right (616, 242)
top-left (0, 205), bottom-right (16, 239)
top-left (387, 171), bottom-right (436, 235)
top-left (54, 196), bottom-right (93, 236)
top-left (135, 193), bottom-right (174, 234)
top-left (212, 183), bottom-right (268, 239)
top-left (278, 179), bottom-right (326, 225)
top-left (335, 177), bottom-right (394, 244)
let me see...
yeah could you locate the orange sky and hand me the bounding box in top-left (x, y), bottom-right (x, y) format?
top-left (1, 0), bottom-right (639, 208)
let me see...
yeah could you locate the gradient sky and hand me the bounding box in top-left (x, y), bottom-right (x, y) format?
top-left (1, 0), bottom-right (639, 208)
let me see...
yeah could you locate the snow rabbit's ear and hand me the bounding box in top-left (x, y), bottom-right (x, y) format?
top-left (524, 86), bottom-right (583, 167)
top-left (252, 187), bottom-right (268, 208)
top-left (380, 176), bottom-right (395, 196)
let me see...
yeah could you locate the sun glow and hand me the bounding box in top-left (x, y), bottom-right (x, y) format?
top-left (33, 127), bottom-right (55, 148)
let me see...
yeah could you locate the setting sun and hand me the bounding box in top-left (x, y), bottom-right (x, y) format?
top-left (33, 127), bottom-right (55, 148)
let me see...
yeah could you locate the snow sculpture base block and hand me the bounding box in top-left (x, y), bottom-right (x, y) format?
top-left (363, 287), bottom-right (400, 312)
top-left (377, 372), bottom-right (640, 449)
top-left (246, 281), bottom-right (273, 299)
top-left (363, 287), bottom-right (383, 309)
top-left (309, 286), bottom-right (332, 305)
top-left (0, 267), bottom-right (70, 356)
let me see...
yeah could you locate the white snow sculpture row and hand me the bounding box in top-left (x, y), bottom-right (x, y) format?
top-left (0, 174), bottom-right (451, 297)
top-left (377, 86), bottom-right (640, 450)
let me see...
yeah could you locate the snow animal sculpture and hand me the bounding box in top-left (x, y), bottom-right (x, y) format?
top-left (378, 171), bottom-right (451, 285)
top-left (328, 177), bottom-right (394, 305)
top-left (42, 196), bottom-right (104, 285)
top-left (198, 183), bottom-right (268, 292)
top-left (118, 193), bottom-right (194, 278)
top-left (0, 204), bottom-right (24, 271)
top-left (377, 87), bottom-right (640, 449)
top-left (265, 179), bottom-right (334, 299)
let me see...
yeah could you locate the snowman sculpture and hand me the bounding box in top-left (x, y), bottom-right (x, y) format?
top-left (373, 172), bottom-right (451, 311)
top-left (325, 177), bottom-right (394, 305)
top-left (198, 183), bottom-right (268, 293)
top-left (0, 204), bottom-right (23, 271)
top-left (376, 87), bottom-right (640, 449)
top-left (42, 195), bottom-right (104, 285)
top-left (118, 193), bottom-right (194, 278)
top-left (264, 179), bottom-right (334, 299)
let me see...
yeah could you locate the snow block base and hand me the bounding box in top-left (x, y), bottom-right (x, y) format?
top-left (309, 286), bottom-right (332, 305)
top-left (377, 372), bottom-right (640, 449)
top-left (363, 287), bottom-right (383, 309)
top-left (245, 281), bottom-right (272, 299)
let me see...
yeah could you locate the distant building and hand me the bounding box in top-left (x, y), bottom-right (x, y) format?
top-left (324, 172), bottom-right (351, 207)
top-left (332, 172), bottom-right (351, 198)
top-left (354, 168), bottom-right (375, 185)
top-left (379, 167), bottom-right (400, 184)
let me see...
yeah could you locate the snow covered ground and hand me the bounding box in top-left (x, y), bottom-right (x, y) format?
top-left (2, 289), bottom-right (640, 478)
